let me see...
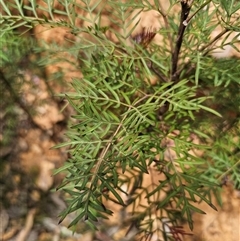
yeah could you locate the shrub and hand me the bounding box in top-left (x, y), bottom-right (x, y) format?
top-left (1, 0), bottom-right (240, 240)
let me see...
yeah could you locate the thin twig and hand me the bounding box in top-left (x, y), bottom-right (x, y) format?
top-left (177, 28), bottom-right (229, 79)
top-left (200, 28), bottom-right (229, 56)
top-left (92, 94), bottom-right (150, 175)
top-left (157, 4), bottom-right (174, 53)
top-left (185, 0), bottom-right (212, 25)
top-left (149, 61), bottom-right (168, 82)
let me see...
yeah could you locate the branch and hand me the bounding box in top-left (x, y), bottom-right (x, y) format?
top-left (177, 28), bottom-right (229, 79)
top-left (157, 5), bottom-right (174, 54)
top-left (200, 28), bottom-right (229, 56)
top-left (171, 0), bottom-right (194, 82)
top-left (185, 0), bottom-right (212, 25)
top-left (90, 93), bottom-right (150, 180)
top-left (149, 60), bottom-right (168, 82)
top-left (85, 94), bottom-right (150, 210)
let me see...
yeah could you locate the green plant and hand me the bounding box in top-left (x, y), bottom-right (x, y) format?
top-left (1, 0), bottom-right (239, 240)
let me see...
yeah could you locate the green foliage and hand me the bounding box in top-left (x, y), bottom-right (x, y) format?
top-left (1, 0), bottom-right (240, 240)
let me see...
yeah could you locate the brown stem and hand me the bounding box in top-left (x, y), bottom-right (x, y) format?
top-left (171, 0), bottom-right (194, 82)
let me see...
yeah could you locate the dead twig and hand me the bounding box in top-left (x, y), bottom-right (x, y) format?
top-left (15, 208), bottom-right (37, 241)
top-left (2, 227), bottom-right (19, 241)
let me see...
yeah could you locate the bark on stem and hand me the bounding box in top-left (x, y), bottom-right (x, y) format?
top-left (171, 0), bottom-right (193, 82)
